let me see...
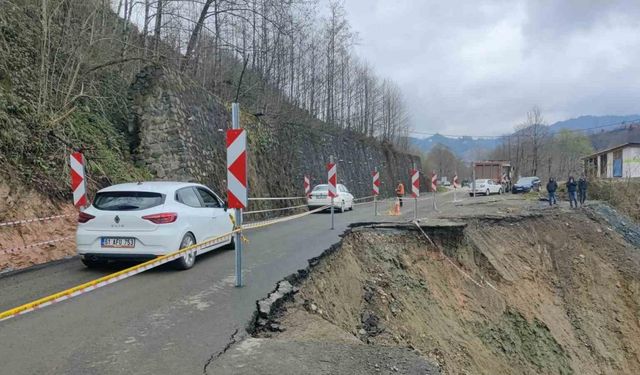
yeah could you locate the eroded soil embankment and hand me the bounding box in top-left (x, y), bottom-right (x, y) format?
top-left (0, 179), bottom-right (76, 273)
top-left (255, 212), bottom-right (640, 375)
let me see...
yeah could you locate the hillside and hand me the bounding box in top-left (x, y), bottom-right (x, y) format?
top-left (550, 115), bottom-right (640, 132)
top-left (589, 125), bottom-right (640, 151)
top-left (411, 115), bottom-right (640, 159)
top-left (0, 0), bottom-right (421, 272)
top-left (0, 0), bottom-right (419, 202)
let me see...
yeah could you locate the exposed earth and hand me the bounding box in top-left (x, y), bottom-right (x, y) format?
top-left (209, 195), bottom-right (640, 375)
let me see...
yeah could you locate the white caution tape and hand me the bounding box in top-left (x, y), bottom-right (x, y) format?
top-left (243, 204), bottom-right (309, 215)
top-left (243, 205), bottom-right (330, 230)
top-left (0, 214), bottom-right (74, 228)
top-left (0, 236), bottom-right (74, 255)
top-left (353, 195), bottom-right (375, 202)
top-left (248, 196), bottom-right (307, 201)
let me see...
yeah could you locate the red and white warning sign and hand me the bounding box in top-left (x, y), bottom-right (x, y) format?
top-left (431, 171), bottom-right (438, 192)
top-left (411, 169), bottom-right (420, 198)
top-left (304, 176), bottom-right (311, 196)
top-left (327, 162), bottom-right (337, 198)
top-left (226, 129), bottom-right (247, 209)
top-left (372, 171), bottom-right (380, 196)
top-left (70, 151), bottom-right (87, 208)
top-left (453, 174), bottom-right (460, 189)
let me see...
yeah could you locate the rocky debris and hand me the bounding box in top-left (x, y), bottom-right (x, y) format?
top-left (253, 280), bottom-right (296, 333)
top-left (360, 310), bottom-right (384, 336)
top-left (586, 201), bottom-right (640, 248)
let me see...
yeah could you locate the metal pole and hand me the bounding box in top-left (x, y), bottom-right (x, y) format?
top-left (472, 162), bottom-right (476, 198)
top-left (330, 155), bottom-right (334, 230)
top-left (413, 163), bottom-right (418, 220)
top-left (432, 171), bottom-right (437, 211)
top-left (433, 191), bottom-right (437, 211)
top-left (232, 102), bottom-right (243, 287)
top-left (374, 166), bottom-right (378, 216)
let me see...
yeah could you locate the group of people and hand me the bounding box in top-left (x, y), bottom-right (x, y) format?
top-left (546, 176), bottom-right (588, 208)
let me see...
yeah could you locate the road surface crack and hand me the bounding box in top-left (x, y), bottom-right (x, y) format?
top-left (203, 328), bottom-right (240, 374)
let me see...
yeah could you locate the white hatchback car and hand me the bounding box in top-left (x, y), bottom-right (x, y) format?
top-left (470, 179), bottom-right (503, 196)
top-left (76, 181), bottom-right (234, 270)
top-left (307, 184), bottom-right (354, 212)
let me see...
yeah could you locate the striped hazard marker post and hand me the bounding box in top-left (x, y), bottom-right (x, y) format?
top-left (304, 175), bottom-right (311, 197)
top-left (328, 156), bottom-right (337, 230)
top-left (431, 171), bottom-right (439, 211)
top-left (372, 169), bottom-right (380, 216)
top-left (70, 151), bottom-right (88, 208)
top-left (227, 103), bottom-right (247, 287)
top-left (411, 167), bottom-right (419, 219)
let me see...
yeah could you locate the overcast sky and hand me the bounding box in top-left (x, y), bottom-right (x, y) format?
top-left (342, 0), bottom-right (640, 136)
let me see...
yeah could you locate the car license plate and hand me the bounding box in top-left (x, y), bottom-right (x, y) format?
top-left (101, 237), bottom-right (136, 248)
top-left (316, 194), bottom-right (327, 199)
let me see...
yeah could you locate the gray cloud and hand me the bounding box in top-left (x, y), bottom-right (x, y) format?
top-left (343, 0), bottom-right (640, 136)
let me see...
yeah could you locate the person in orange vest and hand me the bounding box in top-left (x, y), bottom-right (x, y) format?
top-left (395, 181), bottom-right (405, 207)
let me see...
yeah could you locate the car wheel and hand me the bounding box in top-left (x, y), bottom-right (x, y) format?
top-left (174, 232), bottom-right (196, 270)
top-left (486, 189), bottom-right (490, 196)
top-left (350, 202), bottom-right (354, 211)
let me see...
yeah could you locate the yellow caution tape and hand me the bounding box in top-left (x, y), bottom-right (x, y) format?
top-left (0, 204), bottom-right (331, 322)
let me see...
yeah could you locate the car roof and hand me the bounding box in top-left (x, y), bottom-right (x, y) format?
top-left (98, 181), bottom-right (209, 194)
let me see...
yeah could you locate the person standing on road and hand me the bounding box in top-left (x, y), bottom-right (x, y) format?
top-left (546, 177), bottom-right (558, 206)
top-left (578, 175), bottom-right (588, 207)
top-left (567, 176), bottom-right (578, 208)
top-left (395, 181), bottom-right (405, 207)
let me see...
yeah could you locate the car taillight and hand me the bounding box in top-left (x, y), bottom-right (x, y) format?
top-left (142, 212), bottom-right (178, 224)
top-left (78, 211), bottom-right (95, 223)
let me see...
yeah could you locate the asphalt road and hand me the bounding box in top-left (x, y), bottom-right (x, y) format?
top-left (0, 196), bottom-right (451, 375)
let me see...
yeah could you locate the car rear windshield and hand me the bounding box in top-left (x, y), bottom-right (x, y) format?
top-left (312, 185), bottom-right (328, 192)
top-left (93, 191), bottom-right (165, 211)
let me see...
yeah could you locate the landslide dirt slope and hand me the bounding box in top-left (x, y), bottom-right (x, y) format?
top-left (257, 208), bottom-right (640, 375)
top-left (0, 177), bottom-right (76, 273)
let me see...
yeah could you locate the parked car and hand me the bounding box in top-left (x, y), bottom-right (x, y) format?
top-left (511, 177), bottom-right (540, 194)
top-left (307, 184), bottom-right (354, 212)
top-left (469, 179), bottom-right (503, 196)
top-left (76, 182), bottom-right (234, 270)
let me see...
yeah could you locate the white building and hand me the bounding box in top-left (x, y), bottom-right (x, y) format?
top-left (583, 142), bottom-right (640, 179)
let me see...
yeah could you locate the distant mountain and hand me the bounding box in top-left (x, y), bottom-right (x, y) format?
top-left (410, 134), bottom-right (500, 161)
top-left (411, 114), bottom-right (640, 160)
top-left (549, 115), bottom-right (640, 133)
